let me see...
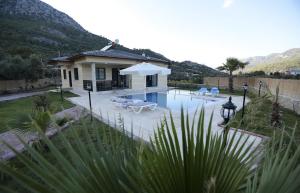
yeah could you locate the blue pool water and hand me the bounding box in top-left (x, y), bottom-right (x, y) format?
top-left (120, 89), bottom-right (221, 111)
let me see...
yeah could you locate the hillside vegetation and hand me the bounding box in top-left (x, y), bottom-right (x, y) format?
top-left (242, 48), bottom-right (300, 73)
top-left (0, 0), bottom-right (222, 81)
top-left (170, 61), bottom-right (224, 82)
top-left (0, 16), bottom-right (110, 59)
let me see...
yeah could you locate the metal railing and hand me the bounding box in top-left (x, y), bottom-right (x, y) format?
top-left (96, 80), bottom-right (112, 91)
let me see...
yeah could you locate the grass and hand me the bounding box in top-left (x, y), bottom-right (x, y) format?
top-left (173, 82), bottom-right (300, 143)
top-left (228, 93), bottom-right (300, 143)
top-left (0, 91), bottom-right (78, 132)
top-left (1, 117), bottom-right (122, 193)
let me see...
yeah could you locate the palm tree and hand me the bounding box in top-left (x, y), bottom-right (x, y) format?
top-left (217, 57), bottom-right (248, 93)
top-left (1, 109), bottom-right (300, 193)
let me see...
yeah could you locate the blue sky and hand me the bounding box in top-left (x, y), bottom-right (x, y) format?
top-left (42, 0), bottom-right (300, 68)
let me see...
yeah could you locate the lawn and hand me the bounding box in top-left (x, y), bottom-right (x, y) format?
top-left (1, 117), bottom-right (124, 193)
top-left (0, 91), bottom-right (78, 132)
top-left (229, 93), bottom-right (300, 143)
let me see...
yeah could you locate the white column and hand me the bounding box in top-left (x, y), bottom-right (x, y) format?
top-left (91, 63), bottom-right (97, 92)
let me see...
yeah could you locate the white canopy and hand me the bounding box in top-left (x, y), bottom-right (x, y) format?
top-left (120, 62), bottom-right (171, 76)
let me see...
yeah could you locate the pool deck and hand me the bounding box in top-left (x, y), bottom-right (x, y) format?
top-left (68, 89), bottom-right (263, 152)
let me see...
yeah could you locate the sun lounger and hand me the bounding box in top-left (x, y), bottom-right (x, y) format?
top-left (127, 101), bottom-right (157, 114)
top-left (197, 87), bottom-right (208, 95)
top-left (111, 97), bottom-right (130, 103)
top-left (111, 97), bottom-right (144, 109)
top-left (210, 87), bottom-right (220, 97)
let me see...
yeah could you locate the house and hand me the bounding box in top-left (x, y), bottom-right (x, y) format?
top-left (49, 43), bottom-right (170, 92)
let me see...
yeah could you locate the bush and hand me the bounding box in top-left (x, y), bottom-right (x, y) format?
top-left (33, 94), bottom-right (50, 111)
top-left (25, 110), bottom-right (52, 133)
top-left (55, 117), bottom-right (70, 126)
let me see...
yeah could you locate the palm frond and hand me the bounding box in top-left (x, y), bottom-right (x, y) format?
top-left (140, 108), bottom-right (257, 193)
top-left (246, 128), bottom-right (300, 193)
top-left (0, 119), bottom-right (142, 193)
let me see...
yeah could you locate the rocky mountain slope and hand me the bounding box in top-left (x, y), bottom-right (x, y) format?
top-left (242, 48), bottom-right (300, 73)
top-left (0, 0), bottom-right (84, 31)
top-left (0, 0), bottom-right (222, 81)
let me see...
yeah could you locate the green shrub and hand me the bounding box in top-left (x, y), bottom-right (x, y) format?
top-left (55, 117), bottom-right (70, 126)
top-left (33, 94), bottom-right (50, 112)
top-left (25, 110), bottom-right (52, 133)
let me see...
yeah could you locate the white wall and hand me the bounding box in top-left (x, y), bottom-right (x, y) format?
top-left (59, 57), bottom-right (169, 92)
top-left (61, 63), bottom-right (83, 90)
top-left (131, 75), bottom-right (146, 90)
top-left (158, 75), bottom-right (168, 89)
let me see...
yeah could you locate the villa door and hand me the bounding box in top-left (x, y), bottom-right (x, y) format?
top-left (112, 68), bottom-right (119, 87)
top-left (112, 68), bottom-right (128, 88)
top-left (68, 71), bottom-right (72, 87)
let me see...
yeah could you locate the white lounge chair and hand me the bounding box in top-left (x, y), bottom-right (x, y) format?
top-left (111, 97), bottom-right (142, 108)
top-left (111, 97), bottom-right (129, 103)
top-left (197, 87), bottom-right (208, 95)
top-left (210, 87), bottom-right (220, 97)
top-left (127, 101), bottom-right (157, 114)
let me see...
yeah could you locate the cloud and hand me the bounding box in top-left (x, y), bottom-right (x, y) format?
top-left (223, 0), bottom-right (234, 8)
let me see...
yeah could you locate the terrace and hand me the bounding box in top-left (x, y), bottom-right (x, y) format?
top-left (68, 88), bottom-right (263, 151)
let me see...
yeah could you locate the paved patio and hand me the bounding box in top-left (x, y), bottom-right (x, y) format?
top-left (68, 89), bottom-right (264, 152)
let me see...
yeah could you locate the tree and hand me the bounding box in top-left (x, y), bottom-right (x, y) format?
top-left (0, 54), bottom-right (43, 82)
top-left (24, 54), bottom-right (43, 82)
top-left (0, 55), bottom-right (27, 80)
top-left (217, 57), bottom-right (248, 93)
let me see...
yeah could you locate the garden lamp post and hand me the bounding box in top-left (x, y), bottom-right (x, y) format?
top-left (220, 96), bottom-right (237, 125)
top-left (258, 80), bottom-right (262, 97)
top-left (220, 96), bottom-right (237, 146)
top-left (242, 83), bottom-right (248, 118)
top-left (59, 82), bottom-right (63, 102)
top-left (86, 83), bottom-right (93, 122)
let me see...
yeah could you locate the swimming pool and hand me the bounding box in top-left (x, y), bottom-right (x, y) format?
top-left (120, 89), bottom-right (224, 112)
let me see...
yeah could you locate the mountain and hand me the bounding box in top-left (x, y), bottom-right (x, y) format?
top-left (0, 0), bottom-right (84, 31)
top-left (0, 0), bottom-right (112, 59)
top-left (0, 0), bottom-right (221, 81)
top-left (170, 61), bottom-right (224, 81)
top-left (242, 48), bottom-right (300, 73)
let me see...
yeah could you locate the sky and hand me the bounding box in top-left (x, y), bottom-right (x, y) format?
top-left (41, 0), bottom-right (300, 68)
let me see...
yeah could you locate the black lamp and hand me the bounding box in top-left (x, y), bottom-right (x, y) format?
top-left (242, 83), bottom-right (248, 118)
top-left (258, 81), bottom-right (263, 97)
top-left (59, 82), bottom-right (63, 102)
top-left (220, 96), bottom-right (237, 124)
top-left (86, 83), bottom-right (93, 121)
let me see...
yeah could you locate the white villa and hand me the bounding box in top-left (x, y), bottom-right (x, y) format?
top-left (49, 43), bottom-right (170, 92)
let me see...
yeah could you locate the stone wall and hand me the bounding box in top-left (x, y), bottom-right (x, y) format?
top-left (0, 78), bottom-right (55, 94)
top-left (203, 77), bottom-right (300, 114)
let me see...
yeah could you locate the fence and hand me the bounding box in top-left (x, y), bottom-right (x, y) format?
top-left (168, 81), bottom-right (203, 90)
top-left (203, 77), bottom-right (300, 114)
top-left (0, 78), bottom-right (56, 94)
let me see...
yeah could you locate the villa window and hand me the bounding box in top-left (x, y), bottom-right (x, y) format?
top-left (74, 68), bottom-right (79, 80)
top-left (146, 74), bottom-right (158, 87)
top-left (63, 69), bottom-right (66, 79)
top-left (96, 68), bottom-right (106, 80)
